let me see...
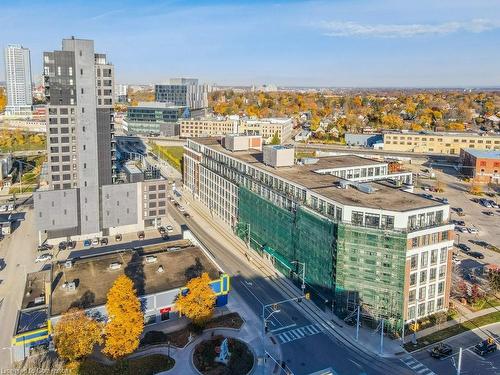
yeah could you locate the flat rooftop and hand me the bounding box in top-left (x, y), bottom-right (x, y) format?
top-left (194, 137), bottom-right (443, 211)
top-left (385, 131), bottom-right (500, 138)
top-left (21, 270), bottom-right (49, 310)
top-left (50, 242), bottom-right (220, 316)
top-left (463, 148), bottom-right (500, 160)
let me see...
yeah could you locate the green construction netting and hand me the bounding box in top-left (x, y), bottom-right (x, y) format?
top-left (335, 223), bottom-right (407, 331)
top-left (236, 187), bottom-right (336, 302)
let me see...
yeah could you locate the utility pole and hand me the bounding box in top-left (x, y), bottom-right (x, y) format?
top-left (379, 318), bottom-right (384, 354)
top-left (355, 305), bottom-right (360, 341)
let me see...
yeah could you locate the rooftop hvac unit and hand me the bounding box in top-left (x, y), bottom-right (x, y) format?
top-left (64, 260), bottom-right (73, 268)
top-left (145, 255), bottom-right (157, 264)
top-left (109, 262), bottom-right (122, 270)
top-left (157, 265), bottom-right (164, 273)
top-left (34, 296), bottom-right (45, 304)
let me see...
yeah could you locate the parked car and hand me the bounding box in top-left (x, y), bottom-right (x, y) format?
top-left (91, 238), bottom-right (99, 246)
top-left (0, 205), bottom-right (7, 212)
top-left (138, 231), bottom-right (145, 239)
top-left (441, 198), bottom-right (449, 204)
top-left (158, 226), bottom-right (166, 234)
top-left (35, 253), bottom-right (53, 263)
top-left (473, 338), bottom-right (497, 356)
top-left (115, 234), bottom-right (122, 242)
top-left (458, 227), bottom-right (468, 233)
top-left (178, 206), bottom-right (185, 212)
top-left (422, 194), bottom-right (433, 199)
top-left (166, 225), bottom-right (174, 233)
top-left (0, 258), bottom-right (6, 271)
top-left (161, 234), bottom-right (170, 241)
top-left (489, 200), bottom-right (498, 208)
top-left (83, 239), bottom-right (92, 247)
top-left (7, 203), bottom-right (14, 211)
top-left (469, 251), bottom-right (485, 259)
top-left (37, 243), bottom-right (53, 252)
top-left (183, 213), bottom-right (191, 219)
top-left (429, 343), bottom-right (453, 359)
top-left (58, 241), bottom-right (67, 251)
top-left (483, 211), bottom-right (494, 216)
top-left (100, 238), bottom-right (108, 246)
top-left (468, 227), bottom-right (479, 234)
top-left (455, 220), bottom-right (465, 226)
top-left (67, 241), bottom-right (76, 249)
top-left (457, 243), bottom-right (471, 252)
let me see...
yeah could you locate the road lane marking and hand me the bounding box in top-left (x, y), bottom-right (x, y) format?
top-left (271, 323), bottom-right (297, 333)
top-left (275, 323), bottom-right (325, 345)
top-left (400, 355), bottom-right (436, 375)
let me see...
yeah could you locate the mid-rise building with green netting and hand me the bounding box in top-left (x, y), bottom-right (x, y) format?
top-left (184, 135), bottom-right (454, 333)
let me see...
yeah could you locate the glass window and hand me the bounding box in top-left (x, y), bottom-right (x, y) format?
top-left (381, 215), bottom-right (394, 229)
top-left (408, 305), bottom-right (416, 320)
top-left (437, 297), bottom-right (444, 310)
top-left (420, 252), bottom-right (428, 267)
top-left (409, 289), bottom-right (416, 303)
top-left (420, 270), bottom-right (427, 283)
top-left (365, 213), bottom-right (380, 228)
top-left (419, 286), bottom-right (426, 300)
top-left (440, 248), bottom-right (447, 264)
top-left (438, 281), bottom-right (445, 295)
top-left (439, 265), bottom-right (446, 279)
top-left (410, 273), bottom-right (417, 286)
top-left (418, 303), bottom-right (426, 317)
top-left (430, 249), bottom-right (438, 265)
top-left (427, 301), bottom-right (435, 314)
top-left (410, 255), bottom-right (418, 270)
top-left (429, 267), bottom-right (437, 281)
top-left (428, 284), bottom-right (436, 298)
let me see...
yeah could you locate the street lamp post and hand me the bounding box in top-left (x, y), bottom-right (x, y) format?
top-left (291, 260), bottom-right (306, 291)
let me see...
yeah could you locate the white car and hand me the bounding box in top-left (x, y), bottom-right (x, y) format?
top-left (458, 227), bottom-right (468, 233)
top-left (178, 206), bottom-right (185, 212)
top-left (468, 227), bottom-right (479, 234)
top-left (0, 205), bottom-right (7, 212)
top-left (91, 238), bottom-right (99, 246)
top-left (35, 254), bottom-right (53, 263)
top-left (7, 204), bottom-right (14, 211)
top-left (166, 225), bottom-right (174, 233)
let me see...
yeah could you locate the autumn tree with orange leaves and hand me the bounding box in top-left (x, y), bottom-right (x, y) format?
top-left (53, 308), bottom-right (103, 365)
top-left (176, 272), bottom-right (216, 327)
top-left (103, 275), bottom-right (144, 358)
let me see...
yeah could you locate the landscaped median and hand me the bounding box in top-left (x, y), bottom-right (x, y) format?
top-left (79, 354), bottom-right (174, 375)
top-left (404, 310), bottom-right (500, 352)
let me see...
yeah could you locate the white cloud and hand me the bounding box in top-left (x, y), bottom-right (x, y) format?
top-left (320, 18), bottom-right (500, 38)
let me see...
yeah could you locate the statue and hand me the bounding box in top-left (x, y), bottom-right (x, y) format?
top-left (215, 338), bottom-right (231, 365)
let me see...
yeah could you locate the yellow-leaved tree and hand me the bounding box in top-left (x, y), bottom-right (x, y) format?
top-left (53, 308), bottom-right (103, 365)
top-left (103, 275), bottom-right (144, 358)
top-left (176, 273), bottom-right (216, 327)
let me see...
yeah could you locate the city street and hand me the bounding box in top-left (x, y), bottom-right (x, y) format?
top-left (0, 204), bottom-right (41, 369)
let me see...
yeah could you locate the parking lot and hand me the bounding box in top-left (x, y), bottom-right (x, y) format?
top-left (411, 322), bottom-right (500, 375)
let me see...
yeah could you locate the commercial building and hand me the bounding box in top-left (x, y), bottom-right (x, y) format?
top-left (124, 102), bottom-right (188, 136)
top-left (180, 116), bottom-right (292, 144)
top-left (114, 83), bottom-right (128, 103)
top-left (240, 117), bottom-right (293, 144)
top-left (34, 38), bottom-right (169, 243)
top-left (184, 135), bottom-right (453, 333)
top-left (3, 44), bottom-right (32, 116)
top-left (11, 238), bottom-right (231, 361)
top-left (383, 131), bottom-right (500, 154)
top-left (460, 149), bottom-right (500, 184)
top-left (155, 78), bottom-right (209, 110)
top-left (179, 116), bottom-right (239, 138)
top-left (345, 133), bottom-right (383, 147)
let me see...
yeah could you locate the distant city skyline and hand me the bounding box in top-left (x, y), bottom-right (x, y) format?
top-left (1, 0), bottom-right (499, 87)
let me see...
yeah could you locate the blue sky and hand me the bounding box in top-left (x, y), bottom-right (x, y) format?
top-left (1, 0), bottom-right (500, 87)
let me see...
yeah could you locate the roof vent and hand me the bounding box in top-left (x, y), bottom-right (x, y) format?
top-left (62, 281), bottom-right (76, 292)
top-left (64, 260), bottom-right (73, 269)
top-left (157, 265), bottom-right (164, 273)
top-left (146, 255), bottom-right (157, 264)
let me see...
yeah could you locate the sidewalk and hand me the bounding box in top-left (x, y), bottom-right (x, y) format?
top-left (125, 288), bottom-right (281, 374)
top-left (414, 303), bottom-right (499, 340)
top-left (178, 188), bottom-right (408, 358)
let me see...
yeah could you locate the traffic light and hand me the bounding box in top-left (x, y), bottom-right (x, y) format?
top-left (305, 292), bottom-right (310, 300)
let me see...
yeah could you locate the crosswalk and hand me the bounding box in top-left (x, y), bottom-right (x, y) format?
top-left (400, 355), bottom-right (436, 375)
top-left (276, 323), bottom-right (326, 344)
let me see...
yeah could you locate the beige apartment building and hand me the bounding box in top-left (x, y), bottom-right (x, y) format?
top-left (179, 118), bottom-right (238, 138)
top-left (179, 116), bottom-right (293, 144)
top-left (383, 131), bottom-right (500, 154)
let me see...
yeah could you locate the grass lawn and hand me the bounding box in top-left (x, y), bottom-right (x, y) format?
top-left (404, 310), bottom-right (500, 352)
top-left (140, 312), bottom-right (244, 349)
top-left (470, 296), bottom-right (500, 311)
top-left (150, 143), bottom-right (183, 171)
top-left (79, 354), bottom-right (174, 375)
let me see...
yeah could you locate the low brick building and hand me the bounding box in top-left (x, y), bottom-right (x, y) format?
top-left (460, 148), bottom-right (500, 184)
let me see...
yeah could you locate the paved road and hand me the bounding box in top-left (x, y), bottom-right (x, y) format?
top-left (409, 322), bottom-right (500, 375)
top-left (0, 206), bottom-right (41, 369)
top-left (167, 198), bottom-right (412, 375)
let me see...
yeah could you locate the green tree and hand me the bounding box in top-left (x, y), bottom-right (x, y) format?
top-left (270, 131), bottom-right (281, 145)
top-left (488, 270), bottom-right (500, 292)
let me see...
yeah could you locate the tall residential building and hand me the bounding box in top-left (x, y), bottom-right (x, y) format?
top-left (3, 44), bottom-right (32, 115)
top-left (155, 78), bottom-right (209, 110)
top-left (184, 135), bottom-right (453, 333)
top-left (35, 37), bottom-right (168, 242)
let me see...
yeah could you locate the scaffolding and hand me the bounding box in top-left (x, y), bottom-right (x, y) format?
top-left (235, 187), bottom-right (336, 302)
top-left (335, 223), bottom-right (407, 332)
